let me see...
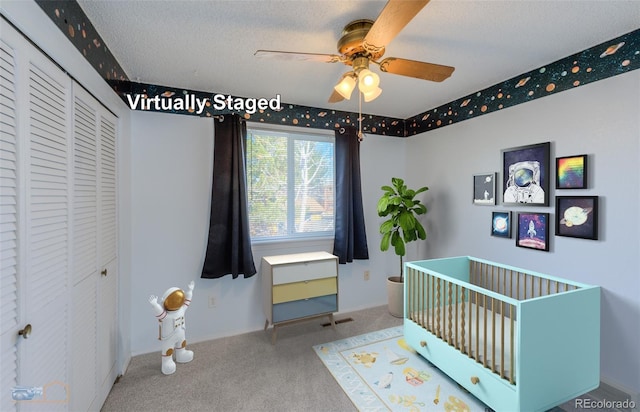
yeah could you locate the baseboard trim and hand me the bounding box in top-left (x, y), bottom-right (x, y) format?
top-left (588, 378), bottom-right (639, 411)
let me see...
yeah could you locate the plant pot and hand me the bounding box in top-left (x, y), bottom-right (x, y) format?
top-left (386, 276), bottom-right (404, 318)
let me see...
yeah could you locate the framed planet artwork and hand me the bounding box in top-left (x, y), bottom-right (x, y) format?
top-left (556, 196), bottom-right (598, 240)
top-left (556, 154), bottom-right (588, 189)
top-left (516, 212), bottom-right (549, 251)
top-left (491, 211), bottom-right (511, 238)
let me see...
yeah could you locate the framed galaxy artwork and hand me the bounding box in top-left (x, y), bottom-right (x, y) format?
top-left (473, 173), bottom-right (496, 205)
top-left (491, 211), bottom-right (511, 238)
top-left (555, 196), bottom-right (598, 240)
top-left (502, 142), bottom-right (550, 206)
top-left (516, 212), bottom-right (549, 251)
top-left (556, 154), bottom-right (587, 189)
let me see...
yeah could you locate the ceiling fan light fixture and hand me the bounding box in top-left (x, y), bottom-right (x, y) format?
top-left (362, 86), bottom-right (382, 102)
top-left (357, 69), bottom-right (380, 93)
top-left (334, 74), bottom-right (357, 100)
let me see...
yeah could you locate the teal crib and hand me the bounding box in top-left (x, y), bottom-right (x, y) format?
top-left (403, 256), bottom-right (600, 412)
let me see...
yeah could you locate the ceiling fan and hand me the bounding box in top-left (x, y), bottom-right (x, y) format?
top-left (254, 0), bottom-right (455, 103)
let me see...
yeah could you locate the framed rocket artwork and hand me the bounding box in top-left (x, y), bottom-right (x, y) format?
top-left (516, 212), bottom-right (549, 251)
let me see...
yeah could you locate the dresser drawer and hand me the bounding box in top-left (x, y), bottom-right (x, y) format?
top-left (273, 294), bottom-right (337, 323)
top-left (272, 277), bottom-right (337, 304)
top-left (272, 259), bottom-right (336, 285)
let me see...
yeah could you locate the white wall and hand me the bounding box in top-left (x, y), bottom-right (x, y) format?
top-left (405, 71), bottom-right (640, 396)
top-left (129, 113), bottom-right (407, 355)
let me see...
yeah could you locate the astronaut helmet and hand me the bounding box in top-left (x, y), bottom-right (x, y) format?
top-left (161, 287), bottom-right (185, 311)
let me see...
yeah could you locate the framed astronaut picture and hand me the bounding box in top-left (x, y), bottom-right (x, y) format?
top-left (502, 142), bottom-right (550, 206)
top-left (473, 172), bottom-right (496, 205)
top-left (516, 212), bottom-right (549, 251)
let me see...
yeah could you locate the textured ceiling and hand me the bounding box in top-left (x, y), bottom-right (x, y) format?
top-left (77, 0), bottom-right (640, 119)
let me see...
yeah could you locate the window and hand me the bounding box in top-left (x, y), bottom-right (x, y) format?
top-left (246, 125), bottom-right (334, 241)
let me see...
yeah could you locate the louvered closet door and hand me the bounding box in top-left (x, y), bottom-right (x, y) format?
top-left (0, 36), bottom-right (20, 412)
top-left (21, 37), bottom-right (72, 411)
top-left (70, 85), bottom-right (99, 412)
top-left (97, 109), bottom-right (117, 400)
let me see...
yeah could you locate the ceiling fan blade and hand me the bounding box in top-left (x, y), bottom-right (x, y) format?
top-left (254, 50), bottom-right (343, 63)
top-left (328, 89), bottom-right (345, 103)
top-left (378, 57), bottom-right (454, 82)
top-left (363, 0), bottom-right (430, 53)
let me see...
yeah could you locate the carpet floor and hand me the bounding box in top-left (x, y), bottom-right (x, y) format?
top-left (102, 305), bottom-right (600, 411)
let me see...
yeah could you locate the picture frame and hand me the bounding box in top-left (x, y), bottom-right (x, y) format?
top-left (491, 211), bottom-right (511, 238)
top-left (502, 142), bottom-right (550, 206)
top-left (473, 172), bottom-right (496, 205)
top-left (555, 196), bottom-right (598, 240)
top-left (516, 212), bottom-right (549, 251)
top-left (556, 154), bottom-right (588, 189)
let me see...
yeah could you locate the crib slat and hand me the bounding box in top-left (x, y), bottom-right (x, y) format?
top-left (492, 296), bottom-right (496, 373)
top-left (483, 293), bottom-right (487, 368)
top-left (448, 282), bottom-right (453, 344)
top-left (510, 304), bottom-right (515, 384)
top-left (436, 278), bottom-right (441, 338)
top-left (501, 300), bottom-right (505, 379)
top-left (469, 289), bottom-right (473, 359)
top-left (461, 286), bottom-right (465, 354)
top-left (476, 291), bottom-right (480, 363)
top-left (455, 284), bottom-right (459, 349)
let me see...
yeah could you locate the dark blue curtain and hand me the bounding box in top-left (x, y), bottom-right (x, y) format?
top-left (201, 114), bottom-right (256, 279)
top-left (333, 127), bottom-right (369, 264)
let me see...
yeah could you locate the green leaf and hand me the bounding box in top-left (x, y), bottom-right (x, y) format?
top-left (379, 219), bottom-right (395, 234)
top-left (381, 185), bottom-right (395, 193)
top-left (415, 186), bottom-right (429, 195)
top-left (377, 196), bottom-right (390, 215)
top-left (413, 204), bottom-right (427, 215)
top-left (416, 221), bottom-right (427, 240)
top-left (398, 211), bottom-right (415, 230)
top-left (380, 232), bottom-right (391, 251)
top-left (394, 238), bottom-right (406, 256)
top-left (391, 230), bottom-right (400, 247)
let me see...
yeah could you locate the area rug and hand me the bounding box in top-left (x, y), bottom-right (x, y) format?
top-left (313, 326), bottom-right (488, 412)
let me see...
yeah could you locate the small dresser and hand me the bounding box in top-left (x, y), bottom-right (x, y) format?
top-left (262, 251), bottom-right (339, 343)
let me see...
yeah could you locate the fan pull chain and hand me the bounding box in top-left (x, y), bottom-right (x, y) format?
top-left (358, 90), bottom-right (364, 141)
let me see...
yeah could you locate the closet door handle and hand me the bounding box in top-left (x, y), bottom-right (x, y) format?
top-left (101, 269), bottom-right (108, 277)
top-left (18, 324), bottom-right (32, 339)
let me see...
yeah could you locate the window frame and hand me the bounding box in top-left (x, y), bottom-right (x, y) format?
top-left (245, 123), bottom-right (335, 243)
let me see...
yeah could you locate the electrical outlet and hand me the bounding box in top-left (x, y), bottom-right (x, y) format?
top-left (208, 295), bottom-right (216, 308)
top-left (364, 270), bottom-right (370, 281)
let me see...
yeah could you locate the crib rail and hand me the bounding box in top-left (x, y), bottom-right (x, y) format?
top-left (469, 259), bottom-right (580, 300)
top-left (406, 265), bottom-right (518, 384)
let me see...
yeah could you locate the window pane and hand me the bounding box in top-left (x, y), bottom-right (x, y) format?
top-left (246, 132), bottom-right (288, 238)
top-left (294, 139), bottom-right (334, 233)
top-left (246, 127), bottom-right (334, 241)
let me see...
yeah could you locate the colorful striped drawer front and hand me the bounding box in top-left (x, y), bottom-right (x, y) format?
top-left (272, 277), bottom-right (337, 304)
top-left (273, 294), bottom-right (337, 323)
top-left (272, 259), bottom-right (337, 285)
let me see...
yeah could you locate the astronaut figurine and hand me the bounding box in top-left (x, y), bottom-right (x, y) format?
top-left (149, 281), bottom-right (195, 375)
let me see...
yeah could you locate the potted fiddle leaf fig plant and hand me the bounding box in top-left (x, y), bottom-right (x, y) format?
top-left (377, 177), bottom-right (428, 317)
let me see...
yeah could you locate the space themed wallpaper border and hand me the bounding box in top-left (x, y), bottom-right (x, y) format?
top-left (405, 29), bottom-right (640, 135)
top-left (36, 1), bottom-right (639, 137)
